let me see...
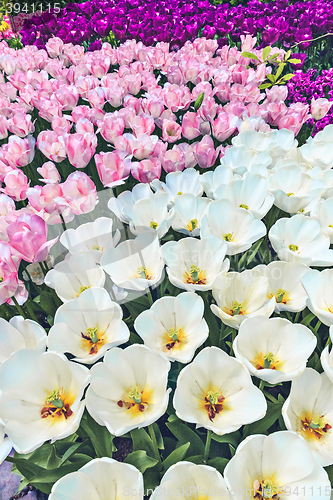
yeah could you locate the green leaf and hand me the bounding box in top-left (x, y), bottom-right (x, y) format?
top-left (162, 442), bottom-right (190, 471)
top-left (275, 62), bottom-right (286, 80)
top-left (211, 431), bottom-right (242, 448)
top-left (131, 428), bottom-right (156, 459)
top-left (262, 46), bottom-right (271, 61)
top-left (207, 457), bottom-right (229, 475)
top-left (125, 295), bottom-right (151, 320)
top-left (279, 73), bottom-right (295, 82)
top-left (28, 460), bottom-right (92, 494)
top-left (80, 411), bottom-right (115, 458)
top-left (246, 238), bottom-right (264, 266)
top-left (301, 312), bottom-right (315, 327)
top-left (166, 416), bottom-right (205, 456)
top-left (267, 53), bottom-right (281, 60)
top-left (285, 49), bottom-right (292, 61)
top-left (241, 52), bottom-right (259, 61)
top-left (243, 402), bottom-right (282, 438)
top-left (5, 457), bottom-right (45, 481)
top-left (151, 422), bottom-right (164, 450)
top-left (325, 465), bottom-right (333, 484)
top-left (194, 92), bottom-right (205, 111)
top-left (60, 441), bottom-right (90, 465)
top-left (185, 455), bottom-right (205, 464)
top-left (259, 83), bottom-right (273, 90)
top-left (266, 74), bottom-right (276, 83)
top-left (124, 451), bottom-right (158, 473)
top-left (288, 58), bottom-right (301, 64)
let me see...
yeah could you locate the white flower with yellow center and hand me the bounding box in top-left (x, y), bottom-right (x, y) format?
top-left (86, 344), bottom-right (171, 436)
top-left (45, 251), bottom-right (105, 302)
top-left (200, 199), bottom-right (266, 255)
top-left (0, 316), bottom-right (47, 365)
top-left (49, 458), bottom-right (143, 500)
top-left (311, 197), bottom-right (333, 244)
top-left (101, 231), bottom-right (164, 292)
top-left (173, 347), bottom-right (266, 435)
top-left (214, 174), bottom-right (274, 219)
top-left (211, 267), bottom-right (275, 329)
top-left (150, 462), bottom-right (230, 500)
top-left (282, 368), bottom-right (333, 467)
top-left (134, 292), bottom-right (208, 363)
top-left (269, 215), bottom-right (333, 266)
top-left (60, 217), bottom-right (121, 263)
top-left (162, 235), bottom-right (229, 292)
top-left (321, 326), bottom-right (333, 384)
top-left (302, 269), bottom-right (333, 326)
top-left (48, 287), bottom-right (129, 364)
top-left (151, 168), bottom-right (203, 207)
top-left (268, 165), bottom-right (326, 214)
top-left (108, 183), bottom-right (155, 223)
top-left (224, 431), bottom-right (330, 500)
top-left (234, 317), bottom-right (316, 383)
top-left (0, 350), bottom-right (90, 453)
top-left (121, 191), bottom-right (173, 238)
top-left (170, 194), bottom-right (211, 237)
top-left (221, 142), bottom-right (272, 176)
top-left (0, 422), bottom-right (12, 465)
top-left (264, 261), bottom-right (309, 313)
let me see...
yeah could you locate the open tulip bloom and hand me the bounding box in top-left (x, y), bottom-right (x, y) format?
top-left (311, 197), bottom-right (333, 244)
top-left (224, 431), bottom-right (330, 500)
top-left (282, 368), bottom-right (333, 467)
top-left (211, 267), bottom-right (276, 329)
top-left (60, 217), bottom-right (121, 263)
top-left (134, 292), bottom-right (208, 363)
top-left (49, 458), bottom-right (144, 500)
top-left (108, 183), bottom-right (155, 224)
top-left (170, 194), bottom-right (211, 237)
top-left (151, 169), bottom-right (203, 206)
top-left (302, 269), bottom-right (333, 326)
top-left (48, 287), bottom-right (130, 364)
top-left (101, 231), bottom-right (164, 292)
top-left (173, 347), bottom-right (267, 435)
top-left (44, 251), bottom-right (105, 302)
top-left (269, 214), bottom-right (333, 267)
top-left (0, 315), bottom-right (47, 365)
top-left (162, 235), bottom-right (229, 292)
top-left (86, 344), bottom-right (171, 436)
top-left (150, 462), bottom-right (230, 500)
top-left (0, 350), bottom-right (90, 454)
top-left (234, 317), bottom-right (316, 384)
top-left (200, 199), bottom-right (266, 255)
top-left (320, 326), bottom-right (333, 384)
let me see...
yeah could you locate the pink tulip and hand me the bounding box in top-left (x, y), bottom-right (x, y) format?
top-left (7, 112), bottom-right (35, 138)
top-left (126, 133), bottom-right (159, 160)
top-left (87, 58), bottom-right (110, 79)
top-left (129, 113), bottom-right (155, 137)
top-left (51, 117), bottom-right (73, 135)
top-left (37, 130), bottom-right (67, 163)
top-left (38, 100), bottom-right (63, 122)
top-left (265, 86), bottom-right (288, 103)
top-left (99, 114), bottom-right (125, 144)
top-left (142, 97), bottom-right (165, 119)
top-left (162, 145), bottom-right (186, 173)
top-left (37, 161), bottom-right (61, 184)
top-left (64, 132), bottom-right (97, 169)
top-left (0, 116), bottom-right (8, 140)
top-left (76, 76), bottom-right (100, 98)
top-left (194, 135), bottom-right (218, 168)
top-left (240, 34), bottom-right (257, 52)
top-left (177, 142), bottom-right (199, 169)
top-left (5, 135), bottom-right (35, 167)
top-left (311, 98), bottom-right (333, 121)
top-left (95, 150), bottom-right (132, 188)
top-left (123, 95), bottom-right (141, 113)
top-left (212, 112), bottom-right (238, 142)
top-left (6, 213), bottom-right (58, 263)
top-left (87, 87), bottom-right (107, 109)
top-left (53, 86), bottom-right (79, 111)
top-left (162, 119), bottom-right (182, 143)
top-left (278, 113), bottom-right (303, 136)
top-left (182, 112), bottom-right (202, 140)
top-left (45, 37), bottom-right (64, 58)
top-left (0, 194), bottom-right (15, 216)
top-left (0, 242), bottom-right (22, 305)
top-left (61, 171), bottom-right (97, 215)
top-left (27, 183), bottom-right (63, 212)
top-left (75, 118), bottom-right (94, 135)
top-left (105, 85), bottom-right (126, 107)
top-left (131, 157), bottom-right (161, 183)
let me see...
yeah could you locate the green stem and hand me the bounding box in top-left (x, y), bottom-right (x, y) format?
top-left (259, 380), bottom-right (265, 391)
top-left (11, 296), bottom-right (27, 319)
top-left (148, 424), bottom-right (160, 462)
top-left (203, 429), bottom-right (212, 463)
top-left (59, 214), bottom-right (67, 232)
top-left (147, 288), bottom-right (154, 307)
top-left (25, 300), bottom-right (39, 323)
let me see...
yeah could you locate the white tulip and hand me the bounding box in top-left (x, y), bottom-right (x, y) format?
top-left (0, 350), bottom-right (90, 453)
top-left (150, 462), bottom-right (230, 500)
top-left (321, 326), bottom-right (333, 384)
top-left (173, 347), bottom-right (267, 435)
top-left (151, 168), bottom-right (203, 206)
top-left (214, 174), bottom-right (274, 219)
top-left (108, 183), bottom-right (154, 223)
top-left (302, 269), bottom-right (333, 326)
top-left (200, 199), bottom-right (266, 255)
top-left (234, 317), bottom-right (316, 383)
top-left (170, 194), bottom-right (211, 237)
top-left (49, 458), bottom-right (143, 500)
top-left (45, 251), bottom-right (105, 302)
top-left (220, 144), bottom-right (272, 177)
top-left (311, 197), bottom-right (333, 243)
top-left (0, 316), bottom-right (47, 365)
top-left (162, 235), bottom-right (229, 292)
top-left (0, 422), bottom-right (12, 465)
top-left (60, 217), bottom-right (121, 263)
top-left (101, 231), bottom-right (164, 292)
top-left (269, 214), bottom-right (333, 267)
top-left (48, 287), bottom-right (129, 364)
top-left (201, 165), bottom-right (238, 199)
top-left (86, 344), bottom-right (170, 436)
top-left (211, 267), bottom-right (275, 329)
top-left (134, 292), bottom-right (208, 363)
top-left (283, 368), bottom-right (333, 466)
top-left (224, 431), bottom-right (331, 500)
top-left (264, 261), bottom-right (309, 313)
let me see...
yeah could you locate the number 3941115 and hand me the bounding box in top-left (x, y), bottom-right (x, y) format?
top-left (5, 3), bottom-right (61, 14)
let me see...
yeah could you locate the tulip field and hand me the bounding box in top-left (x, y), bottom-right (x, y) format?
top-left (1, 0), bottom-right (333, 499)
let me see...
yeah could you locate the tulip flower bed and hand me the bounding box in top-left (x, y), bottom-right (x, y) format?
top-left (2, 33), bottom-right (333, 500)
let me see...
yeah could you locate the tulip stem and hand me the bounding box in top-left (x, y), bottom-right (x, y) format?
top-left (203, 429), bottom-right (212, 463)
top-left (25, 300), bottom-right (38, 323)
top-left (11, 296), bottom-right (27, 319)
top-left (59, 214), bottom-right (67, 232)
top-left (148, 424), bottom-right (160, 462)
top-left (259, 380), bottom-right (265, 391)
top-left (147, 288), bottom-right (154, 307)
